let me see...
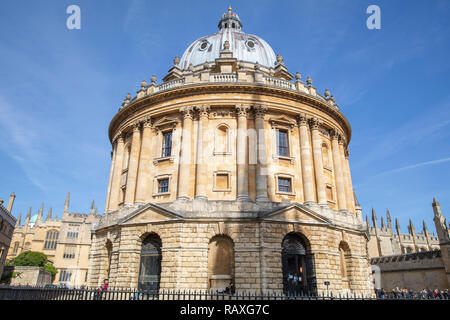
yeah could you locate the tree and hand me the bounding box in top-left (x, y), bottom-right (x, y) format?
top-left (10, 251), bottom-right (48, 268)
top-left (44, 263), bottom-right (57, 277)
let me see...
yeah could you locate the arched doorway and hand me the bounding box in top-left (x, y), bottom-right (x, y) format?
top-left (281, 233), bottom-right (316, 295)
top-left (138, 234), bottom-right (162, 292)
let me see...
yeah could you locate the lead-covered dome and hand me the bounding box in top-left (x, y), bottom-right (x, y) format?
top-left (179, 8), bottom-right (277, 70)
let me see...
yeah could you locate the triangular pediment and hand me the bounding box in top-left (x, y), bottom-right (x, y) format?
top-left (263, 203), bottom-right (331, 225)
top-left (118, 203), bottom-right (182, 225)
top-left (153, 116), bottom-right (180, 131)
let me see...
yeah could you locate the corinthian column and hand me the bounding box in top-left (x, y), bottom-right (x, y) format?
top-left (298, 114), bottom-right (315, 204)
top-left (135, 117), bottom-right (153, 203)
top-left (124, 122), bottom-right (142, 205)
top-left (104, 148), bottom-right (116, 213)
top-left (254, 105), bottom-right (269, 202)
top-left (236, 104), bottom-right (251, 201)
top-left (331, 130), bottom-right (347, 210)
top-left (310, 117), bottom-right (327, 205)
top-left (343, 146), bottom-right (355, 213)
top-left (195, 105), bottom-right (210, 200)
top-left (177, 106), bottom-right (194, 201)
top-left (109, 133), bottom-right (125, 211)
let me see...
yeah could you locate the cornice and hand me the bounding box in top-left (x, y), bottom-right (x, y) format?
top-left (109, 83), bottom-right (352, 145)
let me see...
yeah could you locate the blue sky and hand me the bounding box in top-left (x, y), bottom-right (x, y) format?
top-left (0, 0), bottom-right (449, 235)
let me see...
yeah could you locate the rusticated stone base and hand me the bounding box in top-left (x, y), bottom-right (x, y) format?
top-left (87, 200), bottom-right (374, 296)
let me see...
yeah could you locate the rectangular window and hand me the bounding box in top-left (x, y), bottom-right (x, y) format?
top-left (162, 131), bottom-right (172, 157)
top-left (13, 242), bottom-right (19, 254)
top-left (158, 178), bottom-right (169, 193)
top-left (278, 177), bottom-right (292, 193)
top-left (59, 270), bottom-right (73, 282)
top-left (67, 224), bottom-right (80, 239)
top-left (63, 245), bottom-right (76, 259)
top-left (277, 129), bottom-right (289, 156)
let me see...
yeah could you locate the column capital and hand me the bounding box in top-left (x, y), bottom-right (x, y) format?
top-left (253, 104), bottom-right (268, 119)
top-left (180, 106), bottom-right (195, 119)
top-left (112, 132), bottom-right (124, 144)
top-left (308, 117), bottom-right (322, 130)
top-left (196, 104), bottom-right (210, 118)
top-left (141, 116), bottom-right (153, 128)
top-left (131, 121), bottom-right (141, 132)
top-left (297, 113), bottom-right (309, 126)
top-left (330, 128), bottom-right (341, 141)
top-left (235, 104), bottom-right (251, 118)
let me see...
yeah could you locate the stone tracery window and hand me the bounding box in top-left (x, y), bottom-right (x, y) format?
top-left (44, 230), bottom-right (59, 250)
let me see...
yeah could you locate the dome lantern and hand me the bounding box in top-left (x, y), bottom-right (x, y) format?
top-left (179, 8), bottom-right (277, 70)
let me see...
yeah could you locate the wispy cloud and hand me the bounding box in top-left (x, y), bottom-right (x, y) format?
top-left (376, 157), bottom-right (450, 177)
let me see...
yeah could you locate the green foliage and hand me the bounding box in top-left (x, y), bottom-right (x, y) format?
top-left (44, 263), bottom-right (57, 276)
top-left (10, 251), bottom-right (48, 267)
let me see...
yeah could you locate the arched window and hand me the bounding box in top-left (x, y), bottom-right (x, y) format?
top-left (281, 233), bottom-right (316, 295)
top-left (405, 247), bottom-right (413, 254)
top-left (214, 124), bottom-right (230, 154)
top-left (339, 242), bottom-right (351, 290)
top-left (138, 234), bottom-right (162, 292)
top-left (13, 242), bottom-right (19, 254)
top-left (232, 23), bottom-right (235, 28)
top-left (24, 242), bottom-right (31, 251)
top-left (44, 230), bottom-right (59, 250)
top-left (322, 143), bottom-right (330, 168)
top-left (208, 235), bottom-right (234, 291)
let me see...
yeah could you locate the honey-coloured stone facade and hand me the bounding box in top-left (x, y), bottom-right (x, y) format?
top-left (88, 9), bottom-right (374, 295)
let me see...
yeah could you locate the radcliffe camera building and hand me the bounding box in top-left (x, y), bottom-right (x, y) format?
top-left (87, 8), bottom-right (374, 295)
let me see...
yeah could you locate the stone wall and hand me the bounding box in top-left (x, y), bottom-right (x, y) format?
top-left (4, 266), bottom-right (52, 286)
top-left (88, 205), bottom-right (374, 296)
top-left (371, 250), bottom-right (449, 291)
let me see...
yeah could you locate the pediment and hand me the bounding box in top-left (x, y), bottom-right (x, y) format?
top-left (153, 116), bottom-right (180, 132)
top-left (268, 115), bottom-right (296, 131)
top-left (263, 203), bottom-right (331, 225)
top-left (118, 203), bottom-right (182, 225)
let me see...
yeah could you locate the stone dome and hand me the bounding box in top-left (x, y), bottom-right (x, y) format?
top-left (178, 8), bottom-right (277, 70)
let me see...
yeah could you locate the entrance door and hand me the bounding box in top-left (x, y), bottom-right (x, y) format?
top-left (138, 235), bottom-right (161, 292)
top-left (282, 234), bottom-right (315, 295)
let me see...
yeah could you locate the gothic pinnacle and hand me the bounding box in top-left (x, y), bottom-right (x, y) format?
top-left (64, 192), bottom-right (70, 213)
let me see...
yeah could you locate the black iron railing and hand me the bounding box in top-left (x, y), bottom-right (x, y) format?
top-left (0, 285), bottom-right (448, 300)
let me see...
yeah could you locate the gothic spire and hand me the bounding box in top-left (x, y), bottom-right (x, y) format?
top-left (64, 192), bottom-right (70, 214)
top-left (46, 207), bottom-right (53, 222)
top-left (15, 212), bottom-right (22, 228)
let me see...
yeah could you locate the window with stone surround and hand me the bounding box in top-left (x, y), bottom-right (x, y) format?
top-left (276, 129), bottom-right (289, 156)
top-left (44, 230), bottom-right (59, 250)
top-left (63, 245), bottom-right (76, 259)
top-left (59, 269), bottom-right (72, 282)
top-left (153, 174), bottom-right (172, 196)
top-left (275, 174), bottom-right (295, 195)
top-left (12, 242), bottom-right (19, 254)
top-left (326, 185), bottom-right (334, 202)
top-left (66, 224), bottom-right (79, 239)
top-left (158, 178), bottom-right (169, 193)
top-left (161, 131), bottom-right (172, 157)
